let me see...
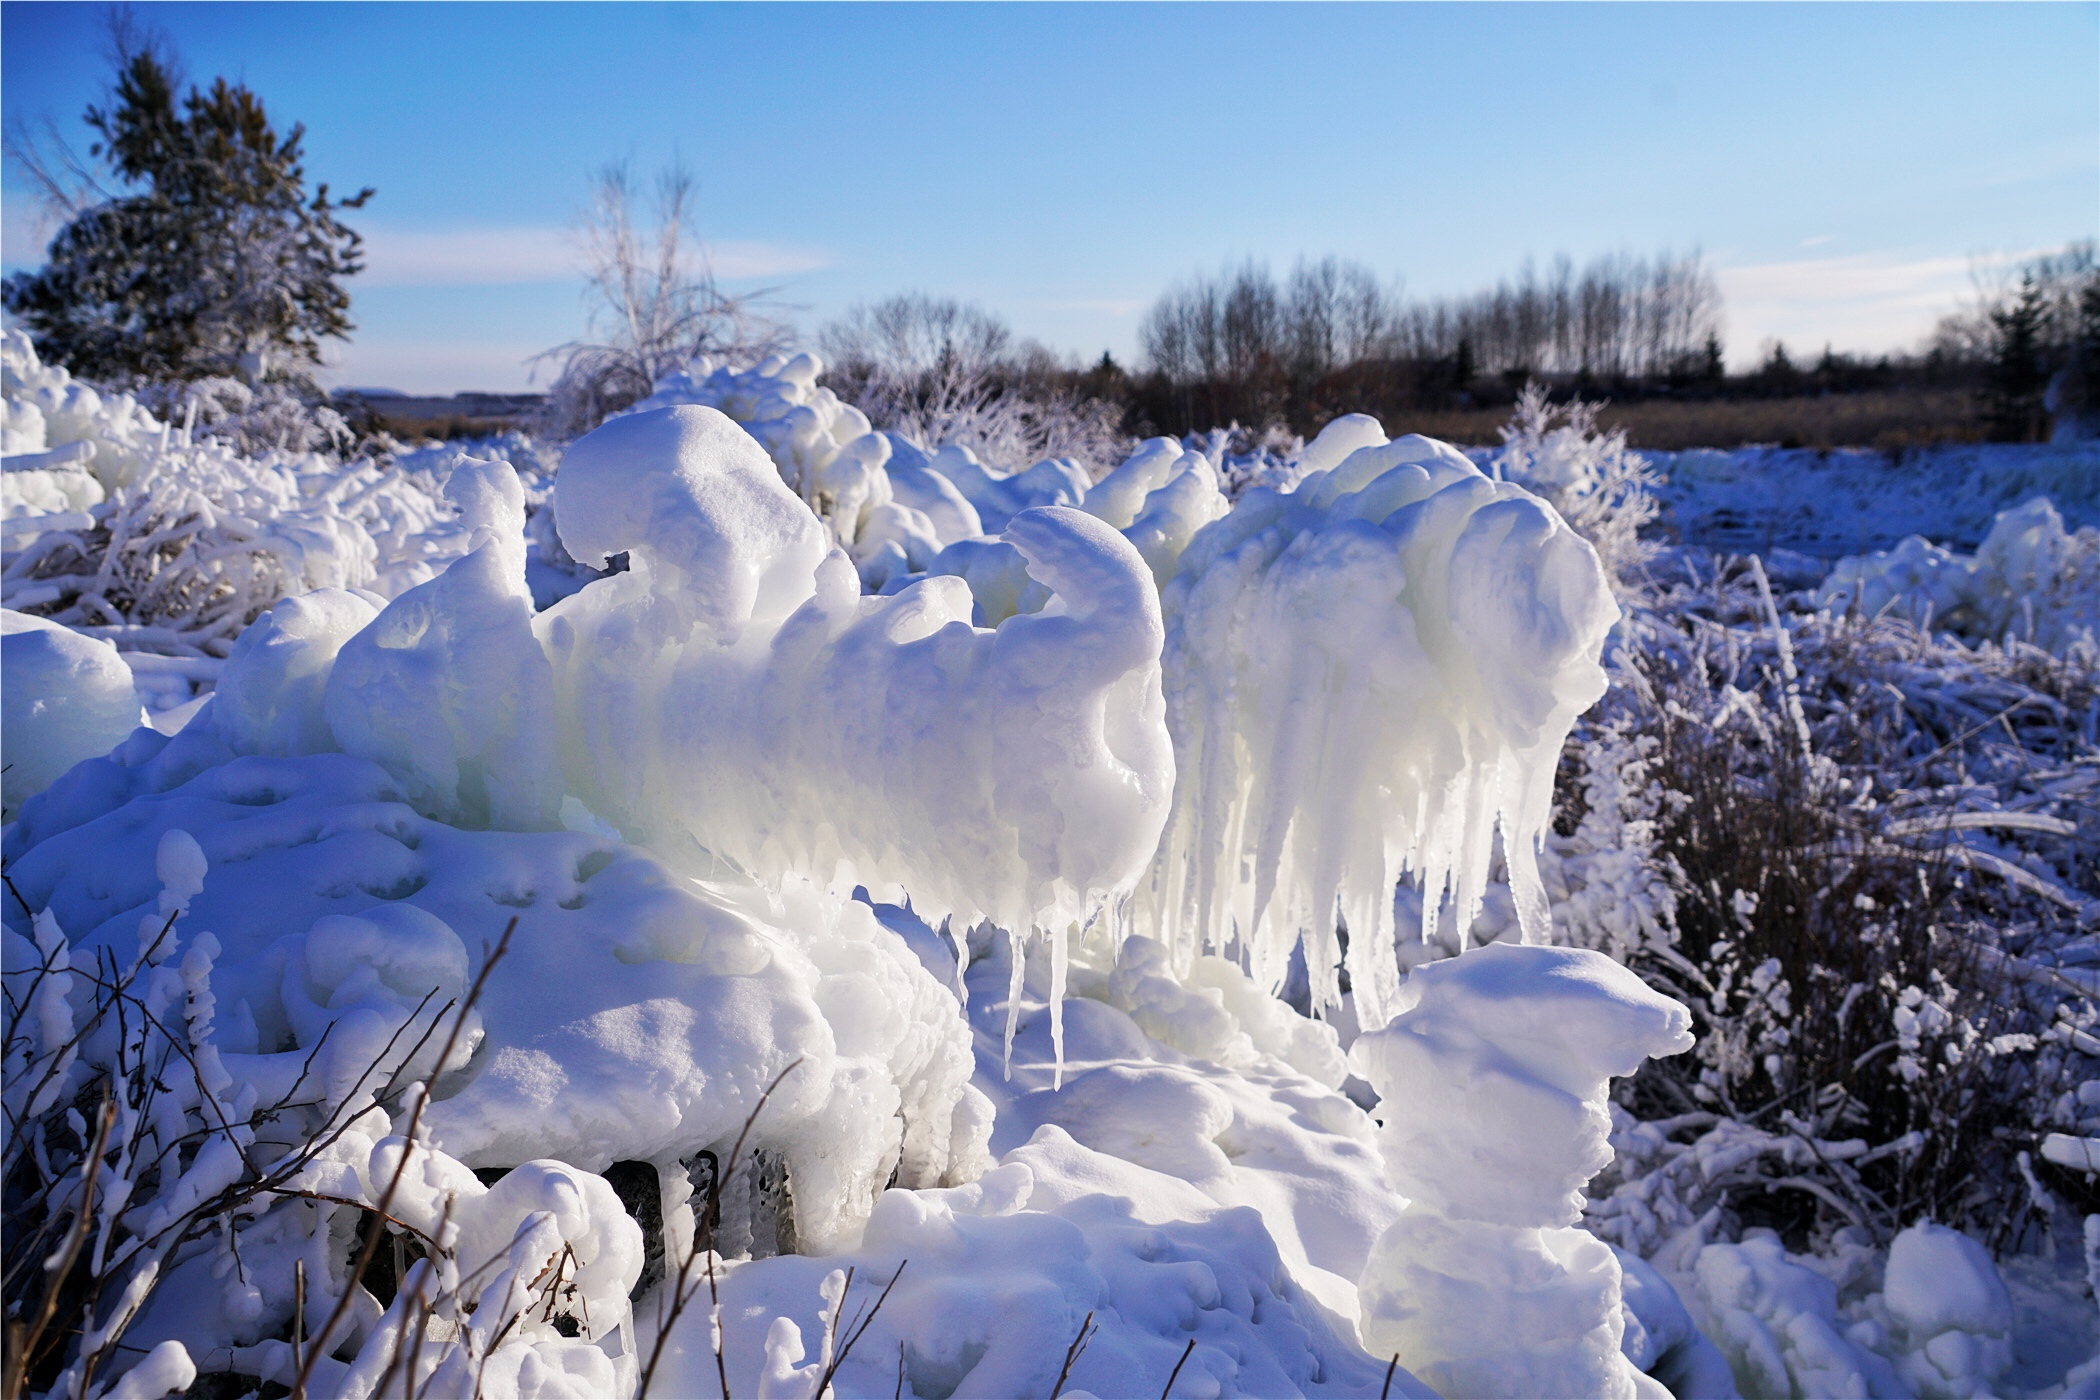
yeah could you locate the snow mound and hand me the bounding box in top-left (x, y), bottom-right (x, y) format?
top-left (324, 458), bottom-right (561, 829)
top-left (1882, 1221), bottom-right (2015, 1398)
top-left (645, 1154), bottom-right (1428, 1398)
top-left (1350, 943), bottom-right (1693, 1398)
top-left (1138, 425), bottom-right (1621, 1024)
top-left (1821, 495), bottom-right (2100, 653)
top-left (1, 608), bottom-right (144, 817)
top-left (5, 732), bottom-right (986, 1257)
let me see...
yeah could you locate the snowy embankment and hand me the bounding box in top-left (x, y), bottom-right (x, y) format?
top-left (4, 344), bottom-right (2098, 1399)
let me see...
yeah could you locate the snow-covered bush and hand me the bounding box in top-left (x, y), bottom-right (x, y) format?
top-left (1572, 561), bottom-right (2098, 1268)
top-left (0, 828), bottom-right (654, 1399)
top-left (1493, 380), bottom-right (1662, 591)
top-left (1822, 495), bottom-right (2100, 653)
top-left (817, 294), bottom-right (1129, 475)
top-left (2, 331), bottom-right (482, 729)
top-left (133, 375), bottom-right (369, 459)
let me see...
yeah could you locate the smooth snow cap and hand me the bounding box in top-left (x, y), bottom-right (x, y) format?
top-left (2, 609), bottom-right (144, 819)
top-left (556, 405), bottom-right (829, 641)
top-left (1882, 1222), bottom-right (2014, 1340)
top-left (1296, 412), bottom-right (1390, 478)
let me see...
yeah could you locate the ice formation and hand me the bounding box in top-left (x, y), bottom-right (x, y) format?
top-left (621, 350), bottom-right (1134, 559)
top-left (1138, 424), bottom-right (1621, 1024)
top-left (2, 608), bottom-right (144, 818)
top-left (539, 405), bottom-right (1176, 972)
top-left (1821, 495), bottom-right (2100, 653)
top-left (1348, 943), bottom-right (1694, 1397)
top-left (618, 351), bottom-right (912, 569)
top-left (324, 457), bottom-right (562, 830)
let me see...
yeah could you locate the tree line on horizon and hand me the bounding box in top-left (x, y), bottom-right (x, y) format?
top-left (4, 25), bottom-right (2094, 449)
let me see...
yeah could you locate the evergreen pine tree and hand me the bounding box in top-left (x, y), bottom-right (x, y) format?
top-left (1983, 272), bottom-right (2050, 442)
top-left (3, 45), bottom-right (372, 385)
top-left (1452, 336), bottom-right (1476, 390)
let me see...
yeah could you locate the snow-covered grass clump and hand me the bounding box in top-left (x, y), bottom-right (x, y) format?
top-left (1821, 495), bottom-right (2100, 654)
top-left (2, 332), bottom-right (476, 715)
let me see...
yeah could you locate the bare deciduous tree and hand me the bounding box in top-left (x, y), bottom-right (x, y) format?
top-left (820, 294), bottom-right (1128, 472)
top-left (535, 162), bottom-right (788, 439)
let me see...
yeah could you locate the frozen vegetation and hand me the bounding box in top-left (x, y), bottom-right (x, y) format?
top-left (5, 340), bottom-right (2100, 1399)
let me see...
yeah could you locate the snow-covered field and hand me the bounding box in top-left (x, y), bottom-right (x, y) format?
top-left (5, 334), bottom-right (2099, 1399)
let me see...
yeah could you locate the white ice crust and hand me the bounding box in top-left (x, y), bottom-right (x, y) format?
top-left (1138, 427), bottom-right (1621, 1025)
top-left (542, 406), bottom-right (1176, 952)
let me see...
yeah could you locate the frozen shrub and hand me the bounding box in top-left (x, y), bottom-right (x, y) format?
top-left (2, 331), bottom-right (482, 725)
top-left (1822, 494), bottom-right (2100, 654)
top-left (1577, 563), bottom-right (2098, 1260)
top-left (1493, 380), bottom-right (1662, 591)
top-left (821, 294), bottom-right (1129, 474)
top-left (1139, 423), bottom-right (1620, 1026)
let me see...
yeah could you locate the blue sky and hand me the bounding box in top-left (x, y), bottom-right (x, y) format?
top-left (4, 2), bottom-right (2095, 393)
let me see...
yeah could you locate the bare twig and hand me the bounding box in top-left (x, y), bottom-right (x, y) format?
top-left (5, 1093), bottom-right (114, 1400)
top-left (1050, 1310), bottom-right (1096, 1398)
top-left (1160, 1337), bottom-right (1197, 1399)
top-left (292, 917), bottom-right (516, 1399)
top-left (815, 1260), bottom-right (907, 1399)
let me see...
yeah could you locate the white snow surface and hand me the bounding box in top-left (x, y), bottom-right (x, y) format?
top-left (2, 608), bottom-right (144, 819)
top-left (13, 357), bottom-right (2093, 1398)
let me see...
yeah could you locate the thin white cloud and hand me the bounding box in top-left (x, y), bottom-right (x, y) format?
top-left (1033, 297), bottom-right (1149, 318)
top-left (355, 224), bottom-right (829, 288)
top-left (315, 338), bottom-right (550, 395)
top-left (356, 226), bottom-right (575, 286)
top-left (706, 241), bottom-right (830, 280)
top-left (1798, 234), bottom-right (1834, 249)
top-left (1713, 247), bottom-right (2031, 364)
